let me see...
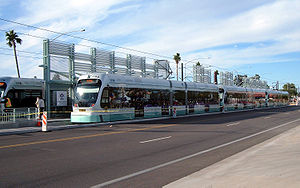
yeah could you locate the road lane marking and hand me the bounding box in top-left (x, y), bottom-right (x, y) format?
top-left (264, 117), bottom-right (271, 119)
top-left (226, 122), bottom-right (240, 127)
top-left (0, 124), bottom-right (177, 150)
top-left (284, 112), bottom-right (290, 115)
top-left (140, 136), bottom-right (172, 144)
top-left (92, 118), bottom-right (300, 188)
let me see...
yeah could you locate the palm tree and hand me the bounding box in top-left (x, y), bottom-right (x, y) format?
top-left (6, 30), bottom-right (22, 78)
top-left (173, 53), bottom-right (181, 81)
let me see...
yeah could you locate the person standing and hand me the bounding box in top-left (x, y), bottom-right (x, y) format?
top-left (35, 97), bottom-right (45, 119)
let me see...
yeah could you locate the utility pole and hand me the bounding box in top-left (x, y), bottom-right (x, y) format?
top-left (181, 62), bottom-right (183, 81)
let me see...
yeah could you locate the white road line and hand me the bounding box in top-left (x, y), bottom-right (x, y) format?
top-left (264, 117), bottom-right (271, 119)
top-left (284, 112), bottom-right (290, 115)
top-left (91, 118), bottom-right (300, 188)
top-left (140, 136), bottom-right (172, 144)
top-left (226, 122), bottom-right (240, 127)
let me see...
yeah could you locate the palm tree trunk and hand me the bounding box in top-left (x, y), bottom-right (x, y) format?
top-left (12, 43), bottom-right (20, 78)
top-left (176, 63), bottom-right (178, 81)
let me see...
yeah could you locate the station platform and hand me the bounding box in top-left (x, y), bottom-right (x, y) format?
top-left (164, 124), bottom-right (300, 188)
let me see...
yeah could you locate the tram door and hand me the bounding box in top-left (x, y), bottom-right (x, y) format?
top-left (219, 88), bottom-right (225, 112)
top-left (265, 92), bottom-right (269, 107)
top-left (135, 101), bottom-right (144, 117)
top-left (134, 90), bottom-right (144, 117)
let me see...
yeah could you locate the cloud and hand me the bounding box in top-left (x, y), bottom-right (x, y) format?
top-left (0, 0), bottom-right (299, 84)
top-left (0, 0), bottom-right (138, 78)
top-left (116, 0), bottom-right (300, 68)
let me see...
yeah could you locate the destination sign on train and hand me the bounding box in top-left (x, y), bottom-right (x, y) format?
top-left (78, 79), bottom-right (100, 84)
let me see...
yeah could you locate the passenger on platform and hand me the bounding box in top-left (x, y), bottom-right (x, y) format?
top-left (35, 97), bottom-right (45, 119)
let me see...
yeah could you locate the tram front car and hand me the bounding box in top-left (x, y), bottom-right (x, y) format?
top-left (71, 75), bottom-right (103, 123)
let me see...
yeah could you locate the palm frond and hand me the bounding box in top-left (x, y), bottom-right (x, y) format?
top-left (5, 30), bottom-right (22, 47)
top-left (16, 38), bottom-right (22, 44)
top-left (6, 41), bottom-right (13, 47)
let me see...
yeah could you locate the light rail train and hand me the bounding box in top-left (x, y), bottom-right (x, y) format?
top-left (0, 77), bottom-right (72, 117)
top-left (71, 74), bottom-right (289, 123)
top-left (0, 77), bottom-right (44, 112)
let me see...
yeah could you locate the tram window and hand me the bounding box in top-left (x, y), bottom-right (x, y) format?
top-left (226, 93), bottom-right (237, 104)
top-left (101, 87), bottom-right (127, 109)
top-left (144, 90), bottom-right (159, 107)
top-left (161, 90), bottom-right (170, 107)
top-left (6, 89), bottom-right (42, 108)
top-left (206, 92), bottom-right (218, 104)
top-left (225, 92), bottom-right (248, 104)
top-left (187, 91), bottom-right (197, 105)
top-left (187, 91), bottom-right (219, 105)
top-left (100, 87), bottom-right (171, 109)
top-left (174, 90), bottom-right (185, 105)
top-left (100, 88), bottom-right (109, 109)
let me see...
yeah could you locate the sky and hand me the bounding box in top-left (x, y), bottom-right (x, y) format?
top-left (0, 0), bottom-right (299, 89)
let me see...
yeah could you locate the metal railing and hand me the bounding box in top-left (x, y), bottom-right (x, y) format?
top-left (0, 108), bottom-right (38, 123)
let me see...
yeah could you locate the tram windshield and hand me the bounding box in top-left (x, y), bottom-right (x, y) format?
top-left (74, 79), bottom-right (101, 107)
top-left (0, 82), bottom-right (6, 98)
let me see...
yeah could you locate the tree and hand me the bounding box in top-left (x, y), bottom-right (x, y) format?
top-left (253, 74), bottom-right (260, 80)
top-left (5, 30), bottom-right (22, 78)
top-left (173, 53), bottom-right (181, 81)
top-left (283, 83), bottom-right (297, 96)
top-left (196, 62), bottom-right (201, 66)
top-left (234, 74), bottom-right (247, 86)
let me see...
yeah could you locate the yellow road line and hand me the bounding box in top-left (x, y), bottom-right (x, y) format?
top-left (0, 124), bottom-right (178, 149)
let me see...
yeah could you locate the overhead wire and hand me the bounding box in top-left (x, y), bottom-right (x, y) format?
top-left (0, 51), bottom-right (42, 59)
top-left (0, 17), bottom-right (173, 60)
top-left (0, 46), bottom-right (42, 55)
top-left (0, 17), bottom-right (288, 86)
top-left (0, 17), bottom-right (214, 64)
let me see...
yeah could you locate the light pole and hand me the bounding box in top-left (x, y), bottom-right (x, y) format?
top-left (183, 57), bottom-right (211, 81)
top-left (50, 28), bottom-right (85, 42)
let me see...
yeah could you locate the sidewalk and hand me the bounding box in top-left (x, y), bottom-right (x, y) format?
top-left (164, 124), bottom-right (300, 188)
top-left (0, 119), bottom-right (71, 135)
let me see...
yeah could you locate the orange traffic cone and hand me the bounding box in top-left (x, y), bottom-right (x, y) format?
top-left (36, 118), bottom-right (42, 126)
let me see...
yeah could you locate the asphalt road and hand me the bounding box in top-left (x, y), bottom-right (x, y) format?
top-left (1, 106), bottom-right (300, 188)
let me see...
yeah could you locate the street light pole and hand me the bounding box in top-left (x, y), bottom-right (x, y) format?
top-left (50, 28), bottom-right (85, 42)
top-left (181, 62), bottom-right (184, 81)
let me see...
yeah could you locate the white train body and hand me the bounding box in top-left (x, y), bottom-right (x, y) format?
top-left (71, 73), bottom-right (289, 123)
